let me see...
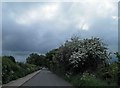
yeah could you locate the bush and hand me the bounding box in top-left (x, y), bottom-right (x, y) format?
top-left (26, 53), bottom-right (46, 67)
top-left (65, 73), bottom-right (109, 87)
top-left (2, 56), bottom-right (40, 84)
top-left (45, 36), bottom-right (119, 87)
top-left (46, 36), bottom-right (111, 76)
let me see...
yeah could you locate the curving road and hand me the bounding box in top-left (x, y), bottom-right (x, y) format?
top-left (21, 68), bottom-right (73, 87)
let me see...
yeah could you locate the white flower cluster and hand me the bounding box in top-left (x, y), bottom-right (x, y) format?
top-left (69, 49), bottom-right (87, 68)
top-left (80, 73), bottom-right (96, 80)
top-left (69, 37), bottom-right (110, 68)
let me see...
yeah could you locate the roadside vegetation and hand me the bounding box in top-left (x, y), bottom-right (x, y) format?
top-left (2, 56), bottom-right (40, 84)
top-left (2, 36), bottom-right (119, 87)
top-left (0, 57), bottom-right (2, 85)
top-left (45, 36), bottom-right (119, 87)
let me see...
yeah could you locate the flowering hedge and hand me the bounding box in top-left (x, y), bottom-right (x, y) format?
top-left (46, 36), bottom-right (111, 75)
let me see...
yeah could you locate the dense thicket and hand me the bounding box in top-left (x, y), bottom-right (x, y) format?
top-left (26, 53), bottom-right (46, 67)
top-left (2, 56), bottom-right (40, 84)
top-left (46, 37), bottom-right (111, 75)
top-left (2, 36), bottom-right (118, 86)
top-left (45, 36), bottom-right (118, 86)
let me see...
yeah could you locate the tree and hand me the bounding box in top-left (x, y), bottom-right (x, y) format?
top-left (69, 37), bottom-right (111, 74)
top-left (46, 36), bottom-right (111, 76)
top-left (26, 53), bottom-right (40, 66)
top-left (2, 56), bottom-right (18, 83)
top-left (3, 56), bottom-right (16, 63)
top-left (26, 53), bottom-right (46, 67)
top-left (46, 49), bottom-right (58, 70)
top-left (46, 49), bottom-right (58, 61)
top-left (2, 56), bottom-right (39, 84)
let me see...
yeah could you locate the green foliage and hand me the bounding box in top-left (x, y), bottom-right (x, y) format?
top-left (45, 36), bottom-right (118, 86)
top-left (2, 56), bottom-right (39, 84)
top-left (46, 49), bottom-right (58, 61)
top-left (107, 62), bottom-right (118, 81)
top-left (2, 36), bottom-right (117, 86)
top-left (65, 73), bottom-right (109, 87)
top-left (2, 57), bottom-right (17, 83)
top-left (46, 36), bottom-right (111, 75)
top-left (26, 53), bottom-right (46, 67)
top-left (3, 56), bottom-right (16, 63)
top-left (69, 37), bottom-right (111, 74)
top-left (114, 52), bottom-right (120, 86)
top-left (46, 49), bottom-right (59, 71)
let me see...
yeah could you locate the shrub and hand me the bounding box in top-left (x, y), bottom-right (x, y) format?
top-left (2, 56), bottom-right (40, 84)
top-left (69, 37), bottom-right (111, 74)
top-left (46, 36), bottom-right (111, 75)
top-left (66, 73), bottom-right (109, 87)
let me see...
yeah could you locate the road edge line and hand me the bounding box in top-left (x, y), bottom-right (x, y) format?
top-left (20, 70), bottom-right (41, 86)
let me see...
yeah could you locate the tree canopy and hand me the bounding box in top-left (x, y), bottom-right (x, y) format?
top-left (46, 36), bottom-right (111, 75)
top-left (26, 53), bottom-right (46, 67)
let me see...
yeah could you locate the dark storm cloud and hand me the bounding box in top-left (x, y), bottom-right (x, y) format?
top-left (2, 20), bottom-right (60, 52)
top-left (2, 1), bottom-right (118, 54)
top-left (2, 12), bottom-right (75, 53)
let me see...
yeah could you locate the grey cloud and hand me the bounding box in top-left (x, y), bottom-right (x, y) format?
top-left (2, 2), bottom-right (118, 55)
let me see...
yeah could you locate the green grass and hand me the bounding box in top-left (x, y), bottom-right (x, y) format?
top-left (64, 72), bottom-right (117, 87)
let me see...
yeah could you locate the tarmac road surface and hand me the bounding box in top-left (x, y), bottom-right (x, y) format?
top-left (21, 68), bottom-right (73, 87)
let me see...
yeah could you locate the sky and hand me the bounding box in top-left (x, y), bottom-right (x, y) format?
top-left (2, 0), bottom-right (118, 61)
